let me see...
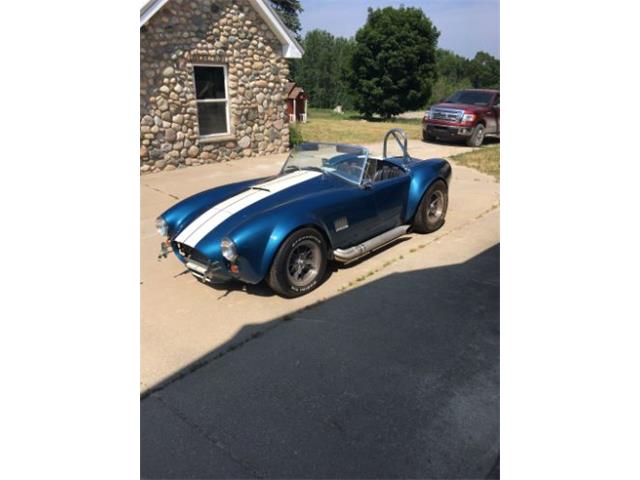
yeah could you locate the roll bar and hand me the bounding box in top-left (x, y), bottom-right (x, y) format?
top-left (383, 128), bottom-right (410, 162)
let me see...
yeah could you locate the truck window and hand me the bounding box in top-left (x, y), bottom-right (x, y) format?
top-left (445, 90), bottom-right (493, 106)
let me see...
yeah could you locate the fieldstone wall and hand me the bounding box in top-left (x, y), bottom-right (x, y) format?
top-left (140, 0), bottom-right (291, 173)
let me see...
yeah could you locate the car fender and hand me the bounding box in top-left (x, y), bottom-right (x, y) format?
top-left (405, 159), bottom-right (452, 222)
top-left (262, 213), bottom-right (333, 279)
top-left (229, 204), bottom-right (334, 284)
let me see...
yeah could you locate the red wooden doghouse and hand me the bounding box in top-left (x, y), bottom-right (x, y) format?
top-left (285, 82), bottom-right (308, 123)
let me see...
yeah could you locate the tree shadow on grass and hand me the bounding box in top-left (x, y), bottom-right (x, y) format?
top-left (142, 244), bottom-right (500, 479)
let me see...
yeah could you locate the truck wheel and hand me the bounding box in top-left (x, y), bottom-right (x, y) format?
top-left (422, 130), bottom-right (435, 142)
top-left (413, 180), bottom-right (448, 233)
top-left (267, 228), bottom-right (328, 298)
top-left (467, 124), bottom-right (485, 147)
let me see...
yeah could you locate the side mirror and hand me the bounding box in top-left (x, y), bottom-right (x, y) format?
top-left (362, 179), bottom-right (373, 190)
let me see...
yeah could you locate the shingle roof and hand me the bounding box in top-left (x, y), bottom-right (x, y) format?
top-left (288, 86), bottom-right (304, 99)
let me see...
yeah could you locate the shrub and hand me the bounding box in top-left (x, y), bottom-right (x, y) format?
top-left (289, 123), bottom-right (303, 147)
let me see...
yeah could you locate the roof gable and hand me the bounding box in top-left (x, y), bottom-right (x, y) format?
top-left (286, 82), bottom-right (306, 99)
top-left (140, 0), bottom-right (303, 58)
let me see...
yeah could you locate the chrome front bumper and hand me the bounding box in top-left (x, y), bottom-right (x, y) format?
top-left (185, 258), bottom-right (227, 283)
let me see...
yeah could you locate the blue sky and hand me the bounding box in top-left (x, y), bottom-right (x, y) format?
top-left (299, 0), bottom-right (500, 59)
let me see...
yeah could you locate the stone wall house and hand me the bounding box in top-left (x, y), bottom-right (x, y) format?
top-left (140, 0), bottom-right (303, 173)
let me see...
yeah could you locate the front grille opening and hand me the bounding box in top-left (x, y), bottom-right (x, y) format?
top-left (173, 242), bottom-right (213, 267)
top-left (432, 108), bottom-right (463, 122)
top-left (174, 242), bottom-right (193, 258)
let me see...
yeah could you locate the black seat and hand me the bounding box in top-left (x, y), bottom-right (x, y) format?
top-left (374, 164), bottom-right (403, 182)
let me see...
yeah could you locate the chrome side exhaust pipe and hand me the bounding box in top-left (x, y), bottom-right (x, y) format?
top-left (333, 225), bottom-right (411, 263)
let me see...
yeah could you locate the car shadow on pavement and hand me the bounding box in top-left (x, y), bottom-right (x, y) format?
top-left (201, 237), bottom-right (412, 298)
top-left (202, 278), bottom-right (276, 298)
top-left (141, 244), bottom-right (500, 479)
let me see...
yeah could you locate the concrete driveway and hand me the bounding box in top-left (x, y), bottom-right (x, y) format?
top-left (140, 139), bottom-right (499, 478)
top-left (141, 140), bottom-right (497, 392)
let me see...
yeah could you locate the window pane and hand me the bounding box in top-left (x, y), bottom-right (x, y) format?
top-left (445, 90), bottom-right (493, 106)
top-left (197, 102), bottom-right (228, 135)
top-left (194, 66), bottom-right (226, 100)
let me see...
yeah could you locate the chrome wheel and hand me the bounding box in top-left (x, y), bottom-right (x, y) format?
top-left (413, 179), bottom-right (448, 234)
top-left (427, 190), bottom-right (445, 222)
top-left (473, 126), bottom-right (485, 146)
top-left (286, 240), bottom-right (321, 288)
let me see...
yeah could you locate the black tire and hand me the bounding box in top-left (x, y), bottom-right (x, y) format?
top-left (267, 228), bottom-right (328, 298)
top-left (413, 180), bottom-right (449, 233)
top-left (422, 129), bottom-right (435, 142)
top-left (466, 123), bottom-right (485, 147)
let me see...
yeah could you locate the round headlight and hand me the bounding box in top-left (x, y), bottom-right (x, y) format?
top-left (156, 217), bottom-right (168, 237)
top-left (220, 237), bottom-right (238, 262)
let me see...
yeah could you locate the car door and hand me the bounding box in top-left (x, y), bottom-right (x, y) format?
top-left (319, 187), bottom-right (378, 248)
top-left (369, 166), bottom-right (411, 234)
top-left (482, 93), bottom-right (500, 134)
top-left (494, 94), bottom-right (500, 133)
top-left (321, 159), bottom-right (410, 248)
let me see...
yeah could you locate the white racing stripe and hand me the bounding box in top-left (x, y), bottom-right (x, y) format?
top-left (175, 170), bottom-right (321, 247)
top-left (174, 189), bottom-right (256, 245)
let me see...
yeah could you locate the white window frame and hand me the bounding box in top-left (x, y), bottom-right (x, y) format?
top-left (191, 64), bottom-right (231, 139)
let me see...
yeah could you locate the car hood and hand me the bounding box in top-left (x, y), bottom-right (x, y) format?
top-left (432, 102), bottom-right (490, 112)
top-left (173, 170), bottom-right (344, 250)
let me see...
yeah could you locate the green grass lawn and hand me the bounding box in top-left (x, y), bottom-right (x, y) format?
top-left (449, 144), bottom-right (500, 180)
top-left (297, 108), bottom-right (422, 145)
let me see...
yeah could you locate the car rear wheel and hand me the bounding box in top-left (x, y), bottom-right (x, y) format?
top-left (267, 228), bottom-right (328, 298)
top-left (413, 180), bottom-right (448, 233)
top-left (467, 124), bottom-right (485, 147)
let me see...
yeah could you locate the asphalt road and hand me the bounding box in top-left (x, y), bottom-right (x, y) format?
top-left (140, 139), bottom-right (500, 478)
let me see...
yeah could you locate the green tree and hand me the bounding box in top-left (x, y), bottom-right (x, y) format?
top-left (349, 6), bottom-right (439, 118)
top-left (436, 49), bottom-right (471, 83)
top-left (292, 29), bottom-right (356, 109)
top-left (429, 76), bottom-right (473, 105)
top-left (468, 51), bottom-right (500, 88)
top-left (428, 49), bottom-right (472, 104)
top-left (427, 49), bottom-right (500, 105)
top-left (269, 0), bottom-right (303, 38)
top-left (332, 36), bottom-right (357, 109)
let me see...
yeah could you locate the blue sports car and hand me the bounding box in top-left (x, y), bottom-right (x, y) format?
top-left (156, 129), bottom-right (451, 297)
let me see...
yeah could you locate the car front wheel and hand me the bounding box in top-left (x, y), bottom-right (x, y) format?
top-left (413, 180), bottom-right (449, 233)
top-left (466, 123), bottom-right (485, 147)
top-left (267, 228), bottom-right (328, 298)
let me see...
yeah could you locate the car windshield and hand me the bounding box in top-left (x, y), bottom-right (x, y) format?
top-left (282, 143), bottom-right (369, 185)
top-left (444, 90), bottom-right (494, 106)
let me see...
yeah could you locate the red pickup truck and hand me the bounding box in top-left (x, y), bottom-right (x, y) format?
top-left (422, 89), bottom-right (500, 147)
